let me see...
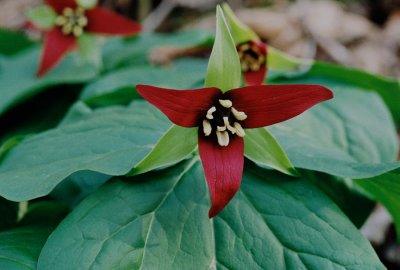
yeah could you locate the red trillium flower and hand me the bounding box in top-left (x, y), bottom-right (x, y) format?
top-left (136, 84), bottom-right (333, 217)
top-left (237, 40), bottom-right (268, 86)
top-left (35, 0), bottom-right (141, 76)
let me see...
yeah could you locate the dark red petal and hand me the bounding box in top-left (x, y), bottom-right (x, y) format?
top-left (226, 85), bottom-right (333, 128)
top-left (86, 8), bottom-right (141, 36)
top-left (243, 64), bottom-right (267, 86)
top-left (198, 133), bottom-right (244, 218)
top-left (136, 85), bottom-right (221, 128)
top-left (45, 0), bottom-right (77, 13)
top-left (37, 28), bottom-right (77, 77)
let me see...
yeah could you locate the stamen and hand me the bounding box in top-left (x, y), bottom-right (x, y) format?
top-left (203, 120), bottom-right (212, 136)
top-left (217, 126), bottom-right (226, 132)
top-left (231, 107), bottom-right (248, 121)
top-left (56, 7), bottom-right (88, 37)
top-left (206, 106), bottom-right (216, 119)
top-left (219, 99), bottom-right (232, 108)
top-left (223, 117), bottom-right (236, 134)
top-left (216, 131), bottom-right (230, 147)
top-left (234, 122), bottom-right (245, 137)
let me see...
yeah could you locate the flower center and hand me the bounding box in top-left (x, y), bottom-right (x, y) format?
top-left (202, 99), bottom-right (247, 147)
top-left (237, 42), bottom-right (265, 72)
top-left (55, 7), bottom-right (88, 37)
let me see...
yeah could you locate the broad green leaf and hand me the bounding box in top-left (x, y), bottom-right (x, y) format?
top-left (0, 29), bottom-right (34, 56)
top-left (80, 58), bottom-right (208, 107)
top-left (0, 197), bottom-right (18, 231)
top-left (26, 6), bottom-right (56, 30)
top-left (244, 128), bottom-right (298, 176)
top-left (0, 47), bottom-right (98, 117)
top-left (77, 0), bottom-right (97, 9)
top-left (221, 3), bottom-right (259, 44)
top-left (0, 136), bottom-right (25, 161)
top-left (51, 171), bottom-right (111, 207)
top-left (268, 86), bottom-right (400, 179)
top-left (355, 169), bottom-right (400, 240)
top-left (0, 102), bottom-right (170, 201)
top-left (271, 60), bottom-right (400, 123)
top-left (130, 125), bottom-right (197, 175)
top-left (38, 160), bottom-right (384, 269)
top-left (303, 170), bottom-right (374, 228)
top-left (205, 6), bottom-right (241, 91)
top-left (102, 31), bottom-right (213, 70)
top-left (0, 226), bottom-right (54, 270)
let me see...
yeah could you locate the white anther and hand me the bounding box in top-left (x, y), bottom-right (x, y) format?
top-left (234, 122), bottom-right (245, 137)
top-left (231, 107), bottom-right (248, 121)
top-left (73, 26), bottom-right (83, 37)
top-left (216, 131), bottom-right (230, 147)
top-left (206, 106), bottom-right (216, 119)
top-left (217, 126), bottom-right (226, 132)
top-left (203, 120), bottom-right (212, 136)
top-left (219, 99), bottom-right (232, 108)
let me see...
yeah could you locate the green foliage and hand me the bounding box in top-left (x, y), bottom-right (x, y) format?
top-left (0, 29), bottom-right (34, 56)
top-left (26, 6), bottom-right (56, 30)
top-left (37, 161), bottom-right (384, 269)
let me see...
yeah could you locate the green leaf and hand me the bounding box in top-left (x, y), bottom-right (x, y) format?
top-left (268, 85), bottom-right (400, 179)
top-left (221, 3), bottom-right (259, 44)
top-left (37, 160), bottom-right (384, 269)
top-left (244, 128), bottom-right (298, 176)
top-left (0, 101), bottom-right (171, 201)
top-left (0, 47), bottom-right (98, 117)
top-left (0, 226), bottom-right (54, 270)
top-left (0, 136), bottom-right (25, 162)
top-left (303, 171), bottom-right (374, 228)
top-left (18, 202), bottom-right (69, 227)
top-left (80, 58), bottom-right (208, 107)
top-left (26, 6), bottom-right (57, 30)
top-left (130, 125), bottom-right (197, 175)
top-left (271, 60), bottom-right (400, 124)
top-left (0, 29), bottom-right (34, 56)
top-left (77, 0), bottom-right (97, 9)
top-left (355, 169), bottom-right (400, 240)
top-left (205, 5), bottom-right (241, 91)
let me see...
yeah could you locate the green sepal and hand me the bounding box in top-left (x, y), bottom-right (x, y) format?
top-left (205, 5), bottom-right (241, 92)
top-left (77, 0), bottom-right (98, 9)
top-left (221, 3), bottom-right (259, 44)
top-left (244, 128), bottom-right (298, 177)
top-left (26, 5), bottom-right (57, 30)
top-left (77, 34), bottom-right (104, 71)
top-left (129, 125), bottom-right (198, 176)
top-left (268, 47), bottom-right (313, 71)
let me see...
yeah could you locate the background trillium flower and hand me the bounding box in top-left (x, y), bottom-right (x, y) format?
top-left (237, 40), bottom-right (268, 86)
top-left (136, 84), bottom-right (333, 217)
top-left (33, 0), bottom-right (142, 76)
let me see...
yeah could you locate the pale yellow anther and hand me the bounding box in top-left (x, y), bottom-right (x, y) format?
top-left (203, 120), bottom-right (212, 136)
top-left (219, 99), bottom-right (232, 108)
top-left (222, 117), bottom-right (236, 134)
top-left (206, 106), bottom-right (216, 120)
top-left (62, 24), bottom-right (73, 35)
top-left (217, 126), bottom-right (226, 132)
top-left (78, 17), bottom-right (88, 27)
top-left (73, 26), bottom-right (83, 37)
top-left (63, 7), bottom-right (74, 16)
top-left (216, 131), bottom-right (230, 147)
top-left (234, 122), bottom-right (245, 137)
top-left (231, 107), bottom-right (248, 121)
top-left (55, 16), bottom-right (67, 26)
